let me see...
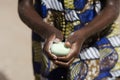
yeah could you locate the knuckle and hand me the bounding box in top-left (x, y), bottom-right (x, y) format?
top-left (65, 63), bottom-right (70, 67)
top-left (66, 57), bottom-right (70, 61)
top-left (65, 57), bottom-right (70, 62)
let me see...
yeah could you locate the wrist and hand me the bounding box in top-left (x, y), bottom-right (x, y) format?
top-left (76, 29), bottom-right (88, 41)
top-left (44, 25), bottom-right (63, 40)
top-left (77, 27), bottom-right (93, 40)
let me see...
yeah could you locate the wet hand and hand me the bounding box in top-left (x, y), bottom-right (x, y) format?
top-left (43, 33), bottom-right (63, 60)
top-left (54, 31), bottom-right (86, 67)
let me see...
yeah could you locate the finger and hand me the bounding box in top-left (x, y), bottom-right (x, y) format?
top-left (53, 38), bottom-right (61, 43)
top-left (64, 41), bottom-right (71, 48)
top-left (54, 58), bottom-right (75, 67)
top-left (44, 34), bottom-right (57, 60)
top-left (66, 43), bottom-right (80, 58)
top-left (57, 43), bottom-right (78, 62)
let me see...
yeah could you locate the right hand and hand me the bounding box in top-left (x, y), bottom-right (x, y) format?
top-left (43, 30), bottom-right (63, 60)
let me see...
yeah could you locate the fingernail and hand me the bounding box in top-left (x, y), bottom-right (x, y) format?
top-left (65, 42), bottom-right (71, 48)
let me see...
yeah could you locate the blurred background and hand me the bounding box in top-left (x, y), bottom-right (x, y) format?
top-left (0, 0), bottom-right (34, 80)
top-left (0, 0), bottom-right (120, 80)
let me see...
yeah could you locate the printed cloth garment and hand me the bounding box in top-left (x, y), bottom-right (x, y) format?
top-left (32, 0), bottom-right (120, 80)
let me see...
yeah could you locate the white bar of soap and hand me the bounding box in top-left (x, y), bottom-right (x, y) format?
top-left (50, 42), bottom-right (70, 56)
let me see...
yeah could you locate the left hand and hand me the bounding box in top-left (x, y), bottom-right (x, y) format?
top-left (54, 30), bottom-right (86, 67)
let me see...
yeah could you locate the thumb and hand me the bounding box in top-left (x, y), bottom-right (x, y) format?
top-left (65, 32), bottom-right (75, 47)
top-left (53, 38), bottom-right (61, 43)
top-left (64, 41), bottom-right (71, 48)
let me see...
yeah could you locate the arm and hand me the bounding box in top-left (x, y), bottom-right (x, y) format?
top-left (67, 0), bottom-right (120, 44)
top-left (80, 0), bottom-right (120, 39)
top-left (18, 0), bottom-right (63, 40)
top-left (18, 0), bottom-right (63, 60)
top-left (55, 0), bottom-right (120, 67)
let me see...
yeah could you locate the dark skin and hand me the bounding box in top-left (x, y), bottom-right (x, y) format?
top-left (18, 0), bottom-right (120, 67)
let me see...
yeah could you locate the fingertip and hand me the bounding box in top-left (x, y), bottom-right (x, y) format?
top-left (52, 54), bottom-right (57, 60)
top-left (55, 60), bottom-right (58, 63)
top-left (65, 42), bottom-right (71, 48)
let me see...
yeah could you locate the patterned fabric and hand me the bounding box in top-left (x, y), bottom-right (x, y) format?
top-left (32, 0), bottom-right (120, 80)
top-left (37, 0), bottom-right (100, 39)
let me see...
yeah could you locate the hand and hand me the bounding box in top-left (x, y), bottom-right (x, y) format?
top-left (54, 30), bottom-right (86, 67)
top-left (43, 31), bottom-right (63, 60)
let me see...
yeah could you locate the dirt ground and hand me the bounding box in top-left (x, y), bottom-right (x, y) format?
top-left (0, 0), bottom-right (120, 80)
